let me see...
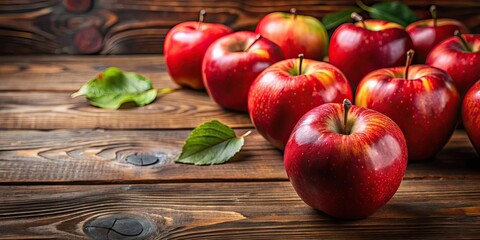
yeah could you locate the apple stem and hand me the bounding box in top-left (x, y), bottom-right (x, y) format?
top-left (239, 130), bottom-right (252, 138)
top-left (343, 99), bottom-right (352, 135)
top-left (430, 5), bottom-right (437, 27)
top-left (244, 34), bottom-right (262, 52)
top-left (455, 30), bottom-right (472, 52)
top-left (198, 9), bottom-right (206, 30)
top-left (298, 54), bottom-right (304, 75)
top-left (351, 12), bottom-right (367, 29)
top-left (404, 49), bottom-right (415, 80)
top-left (290, 8), bottom-right (297, 20)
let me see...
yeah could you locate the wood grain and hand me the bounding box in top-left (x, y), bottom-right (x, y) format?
top-left (1, 180), bottom-right (479, 239)
top-left (0, 90), bottom-right (252, 129)
top-left (0, 0), bottom-right (479, 54)
top-left (0, 55), bottom-right (173, 91)
top-left (0, 129), bottom-right (477, 184)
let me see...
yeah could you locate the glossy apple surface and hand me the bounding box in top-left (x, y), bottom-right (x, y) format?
top-left (406, 19), bottom-right (469, 63)
top-left (329, 20), bottom-right (413, 92)
top-left (284, 101), bottom-right (408, 219)
top-left (356, 65), bottom-right (460, 161)
top-left (462, 80), bottom-right (480, 155)
top-left (202, 31), bottom-right (284, 111)
top-left (164, 20), bottom-right (232, 89)
top-left (426, 34), bottom-right (480, 97)
top-left (248, 57), bottom-right (352, 149)
top-left (255, 10), bottom-right (328, 60)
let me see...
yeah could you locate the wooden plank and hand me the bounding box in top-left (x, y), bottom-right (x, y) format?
top-left (0, 90), bottom-right (252, 129)
top-left (0, 129), bottom-right (282, 183)
top-left (0, 129), bottom-right (477, 183)
top-left (0, 180), bottom-right (479, 239)
top-left (0, 55), bottom-right (175, 91)
top-left (0, 0), bottom-right (479, 54)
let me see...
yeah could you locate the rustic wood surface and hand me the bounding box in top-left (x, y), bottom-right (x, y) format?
top-left (0, 130), bottom-right (478, 184)
top-left (0, 90), bottom-right (252, 129)
top-left (1, 181), bottom-right (480, 239)
top-left (0, 55), bottom-right (479, 239)
top-left (0, 0), bottom-right (479, 54)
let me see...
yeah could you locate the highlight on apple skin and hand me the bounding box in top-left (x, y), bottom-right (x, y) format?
top-left (284, 99), bottom-right (408, 219)
top-left (202, 31), bottom-right (284, 111)
top-left (329, 16), bottom-right (414, 93)
top-left (248, 54), bottom-right (352, 150)
top-left (164, 10), bottom-right (232, 90)
top-left (462, 80), bottom-right (480, 155)
top-left (255, 8), bottom-right (329, 61)
top-left (406, 5), bottom-right (469, 63)
top-left (426, 33), bottom-right (480, 97)
top-left (356, 50), bottom-right (460, 161)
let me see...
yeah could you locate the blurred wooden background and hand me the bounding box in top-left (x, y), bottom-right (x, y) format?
top-left (0, 0), bottom-right (479, 54)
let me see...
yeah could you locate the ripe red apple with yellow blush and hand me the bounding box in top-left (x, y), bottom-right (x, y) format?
top-left (248, 54), bottom-right (352, 149)
top-left (256, 8), bottom-right (329, 60)
top-left (462, 81), bottom-right (480, 155)
top-left (203, 31), bottom-right (284, 111)
top-left (329, 13), bottom-right (413, 92)
top-left (426, 32), bottom-right (480, 97)
top-left (164, 10), bottom-right (232, 89)
top-left (284, 99), bottom-right (408, 219)
top-left (406, 5), bottom-right (469, 63)
top-left (356, 50), bottom-right (460, 161)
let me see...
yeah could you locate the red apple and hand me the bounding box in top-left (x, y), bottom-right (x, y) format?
top-left (164, 10), bottom-right (232, 89)
top-left (202, 31), bottom-right (284, 111)
top-left (248, 54), bottom-right (352, 150)
top-left (329, 14), bottom-right (414, 93)
top-left (356, 50), bottom-right (460, 161)
top-left (426, 32), bottom-right (480, 97)
top-left (255, 8), bottom-right (328, 61)
top-left (284, 99), bottom-right (408, 219)
top-left (462, 80), bottom-right (480, 155)
top-left (406, 5), bottom-right (469, 63)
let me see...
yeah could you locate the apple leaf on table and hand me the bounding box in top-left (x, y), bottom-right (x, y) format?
top-left (322, 7), bottom-right (361, 30)
top-left (356, 0), bottom-right (417, 27)
top-left (175, 120), bottom-right (251, 165)
top-left (72, 67), bottom-right (174, 109)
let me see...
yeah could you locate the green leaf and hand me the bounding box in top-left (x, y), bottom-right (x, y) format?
top-left (322, 7), bottom-right (361, 30)
top-left (72, 67), bottom-right (169, 109)
top-left (175, 120), bottom-right (251, 165)
top-left (357, 0), bottom-right (418, 27)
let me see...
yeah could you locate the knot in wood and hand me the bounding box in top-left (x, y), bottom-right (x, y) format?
top-left (84, 214), bottom-right (155, 240)
top-left (126, 152), bottom-right (166, 166)
top-left (64, 0), bottom-right (92, 13)
top-left (73, 26), bottom-right (103, 54)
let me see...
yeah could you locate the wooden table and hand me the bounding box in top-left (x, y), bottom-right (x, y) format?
top-left (0, 55), bottom-right (479, 239)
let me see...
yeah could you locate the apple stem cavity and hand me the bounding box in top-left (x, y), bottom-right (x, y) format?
top-left (298, 54), bottom-right (304, 75)
top-left (351, 12), bottom-right (367, 29)
top-left (430, 5), bottom-right (437, 27)
top-left (244, 34), bottom-right (262, 52)
top-left (343, 99), bottom-right (352, 135)
top-left (290, 8), bottom-right (297, 20)
top-left (404, 49), bottom-right (415, 80)
top-left (455, 30), bottom-right (473, 52)
top-left (197, 9), bottom-right (206, 30)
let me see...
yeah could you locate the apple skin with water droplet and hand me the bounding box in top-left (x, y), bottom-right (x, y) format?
top-left (202, 31), bottom-right (284, 112)
top-left (355, 64), bottom-right (460, 161)
top-left (426, 34), bottom-right (480, 97)
top-left (406, 18), bottom-right (469, 63)
top-left (248, 57), bottom-right (352, 150)
top-left (284, 101), bottom-right (408, 219)
top-left (329, 19), bottom-right (414, 93)
top-left (255, 10), bottom-right (329, 61)
top-left (164, 20), bottom-right (232, 90)
top-left (462, 80), bottom-right (480, 155)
